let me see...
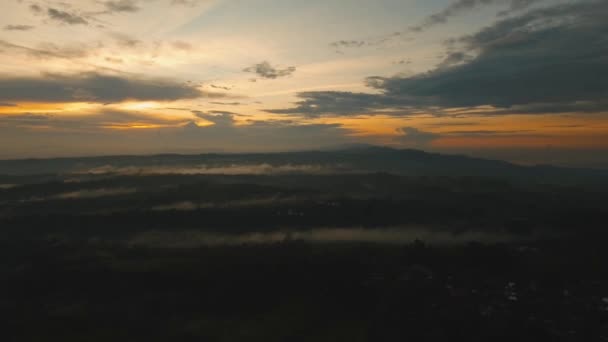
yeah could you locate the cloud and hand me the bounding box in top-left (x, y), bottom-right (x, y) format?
top-left (436, 51), bottom-right (473, 69)
top-left (105, 57), bottom-right (124, 64)
top-left (425, 121), bottom-right (481, 127)
top-left (0, 72), bottom-right (217, 103)
top-left (210, 101), bottom-right (243, 106)
top-left (29, 4), bottom-right (42, 14)
top-left (0, 110), bottom-right (182, 130)
top-left (243, 61), bottom-right (296, 79)
top-left (171, 0), bottom-right (208, 6)
top-left (0, 40), bottom-right (120, 73)
top-left (443, 129), bottom-right (536, 137)
top-left (104, 0), bottom-right (140, 13)
top-left (4, 25), bottom-right (35, 31)
top-left (172, 40), bottom-right (192, 50)
top-left (332, 0), bottom-right (544, 48)
top-left (497, 0), bottom-right (545, 16)
top-left (0, 113), bottom-right (52, 127)
top-left (192, 110), bottom-right (236, 127)
top-left (410, 0), bottom-right (543, 32)
top-left (269, 1), bottom-right (608, 116)
top-left (393, 59), bottom-right (412, 65)
top-left (209, 84), bottom-right (232, 91)
top-left (109, 32), bottom-right (142, 48)
top-left (330, 40), bottom-right (366, 49)
top-left (47, 8), bottom-right (88, 25)
top-left (396, 127), bottom-right (440, 147)
top-left (265, 91), bottom-right (394, 116)
top-left (33, 42), bottom-right (90, 59)
top-left (396, 1), bottom-right (608, 109)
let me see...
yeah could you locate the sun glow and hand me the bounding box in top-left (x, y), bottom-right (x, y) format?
top-left (117, 102), bottom-right (161, 111)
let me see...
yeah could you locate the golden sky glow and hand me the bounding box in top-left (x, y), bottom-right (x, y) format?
top-left (0, 0), bottom-right (607, 167)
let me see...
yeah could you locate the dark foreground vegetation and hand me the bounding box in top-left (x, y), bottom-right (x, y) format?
top-left (4, 238), bottom-right (608, 341)
top-left (2, 148), bottom-right (608, 341)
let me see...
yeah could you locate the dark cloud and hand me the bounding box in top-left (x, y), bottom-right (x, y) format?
top-left (243, 61), bottom-right (296, 79)
top-left (0, 72), bottom-right (219, 103)
top-left (47, 8), bottom-right (88, 25)
top-left (0, 103), bottom-right (17, 107)
top-left (267, 91), bottom-right (404, 116)
top-left (410, 0), bottom-right (543, 32)
top-left (407, 1), bottom-right (608, 109)
top-left (497, 0), bottom-right (544, 16)
top-left (436, 51), bottom-right (473, 69)
top-left (269, 1), bottom-right (608, 116)
top-left (104, 0), bottom-right (140, 13)
top-left (4, 25), bottom-right (35, 31)
top-left (334, 0), bottom-right (545, 48)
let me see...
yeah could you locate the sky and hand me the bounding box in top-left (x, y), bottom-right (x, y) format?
top-left (1, 0), bottom-right (607, 167)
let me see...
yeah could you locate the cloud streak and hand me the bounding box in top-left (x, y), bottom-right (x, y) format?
top-left (0, 72), bottom-right (217, 103)
top-left (47, 8), bottom-right (88, 25)
top-left (171, 0), bottom-right (209, 6)
top-left (410, 0), bottom-right (544, 32)
top-left (104, 0), bottom-right (140, 13)
top-left (0, 110), bottom-right (185, 131)
top-left (4, 25), bottom-right (35, 31)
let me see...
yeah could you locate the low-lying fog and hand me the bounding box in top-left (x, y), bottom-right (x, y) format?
top-left (126, 227), bottom-right (544, 249)
top-left (82, 163), bottom-right (341, 176)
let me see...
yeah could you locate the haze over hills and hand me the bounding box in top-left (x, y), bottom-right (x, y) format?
top-left (1, 146), bottom-right (607, 186)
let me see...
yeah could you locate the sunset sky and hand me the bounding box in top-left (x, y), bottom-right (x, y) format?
top-left (1, 0), bottom-right (607, 167)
